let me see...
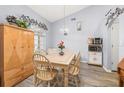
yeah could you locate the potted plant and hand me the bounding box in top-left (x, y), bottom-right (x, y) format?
top-left (57, 40), bottom-right (65, 55)
top-left (6, 15), bottom-right (28, 28)
top-left (16, 19), bottom-right (28, 28)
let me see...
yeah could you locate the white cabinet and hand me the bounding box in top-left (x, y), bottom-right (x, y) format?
top-left (88, 52), bottom-right (102, 66)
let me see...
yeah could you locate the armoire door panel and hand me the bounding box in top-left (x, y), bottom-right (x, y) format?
top-left (4, 27), bottom-right (22, 71)
top-left (21, 31), bottom-right (29, 64)
top-left (27, 32), bottom-right (34, 64)
top-left (23, 32), bottom-right (34, 65)
top-left (15, 30), bottom-right (23, 64)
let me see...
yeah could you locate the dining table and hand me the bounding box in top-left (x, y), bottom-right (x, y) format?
top-left (45, 49), bottom-right (76, 87)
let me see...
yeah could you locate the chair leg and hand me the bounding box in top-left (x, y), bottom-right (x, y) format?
top-left (77, 75), bottom-right (80, 85)
top-left (68, 75), bottom-right (76, 86)
top-left (37, 79), bottom-right (43, 86)
top-left (74, 75), bottom-right (80, 87)
top-left (48, 81), bottom-right (50, 87)
top-left (56, 75), bottom-right (59, 86)
top-left (60, 69), bottom-right (64, 86)
top-left (74, 76), bottom-right (78, 87)
top-left (119, 78), bottom-right (123, 87)
top-left (33, 75), bottom-right (38, 87)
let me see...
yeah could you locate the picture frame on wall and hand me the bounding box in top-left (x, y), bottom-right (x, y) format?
top-left (77, 21), bottom-right (82, 31)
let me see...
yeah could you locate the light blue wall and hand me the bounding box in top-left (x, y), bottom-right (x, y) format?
top-left (51, 6), bottom-right (111, 61)
top-left (0, 5), bottom-right (52, 49)
top-left (51, 5), bottom-right (118, 70)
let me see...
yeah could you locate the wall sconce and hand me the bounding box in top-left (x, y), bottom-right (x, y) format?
top-left (63, 28), bottom-right (69, 36)
top-left (77, 21), bottom-right (82, 31)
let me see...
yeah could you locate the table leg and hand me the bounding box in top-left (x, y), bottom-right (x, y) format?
top-left (64, 67), bottom-right (69, 87)
top-left (119, 77), bottom-right (123, 87)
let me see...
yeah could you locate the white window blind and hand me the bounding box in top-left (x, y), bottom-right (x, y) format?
top-left (34, 31), bottom-right (46, 51)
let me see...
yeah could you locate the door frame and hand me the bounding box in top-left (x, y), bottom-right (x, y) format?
top-left (109, 18), bottom-right (119, 71)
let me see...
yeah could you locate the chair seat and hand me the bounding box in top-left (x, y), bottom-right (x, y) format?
top-left (69, 65), bottom-right (79, 76)
top-left (37, 69), bottom-right (58, 81)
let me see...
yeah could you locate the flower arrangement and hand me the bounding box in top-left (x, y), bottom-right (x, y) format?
top-left (57, 40), bottom-right (65, 55)
top-left (6, 15), bottom-right (28, 28)
top-left (58, 40), bottom-right (65, 50)
top-left (6, 15), bottom-right (48, 30)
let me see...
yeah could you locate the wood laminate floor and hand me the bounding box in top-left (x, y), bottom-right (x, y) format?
top-left (15, 63), bottom-right (118, 87)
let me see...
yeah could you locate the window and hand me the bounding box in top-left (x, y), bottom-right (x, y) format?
top-left (34, 33), bottom-right (39, 50)
top-left (30, 26), bottom-right (46, 52)
top-left (34, 31), bottom-right (46, 51)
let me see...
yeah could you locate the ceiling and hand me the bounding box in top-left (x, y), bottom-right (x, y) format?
top-left (28, 5), bottom-right (89, 22)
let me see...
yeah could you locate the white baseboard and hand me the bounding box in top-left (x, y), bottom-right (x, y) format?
top-left (80, 60), bottom-right (88, 63)
top-left (81, 61), bottom-right (112, 73)
top-left (103, 66), bottom-right (112, 73)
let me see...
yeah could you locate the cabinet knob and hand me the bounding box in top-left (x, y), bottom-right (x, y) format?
top-left (13, 46), bottom-right (16, 49)
top-left (21, 67), bottom-right (24, 70)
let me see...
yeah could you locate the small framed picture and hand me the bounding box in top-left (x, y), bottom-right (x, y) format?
top-left (77, 21), bottom-right (82, 31)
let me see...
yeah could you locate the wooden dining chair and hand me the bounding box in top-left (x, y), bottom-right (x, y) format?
top-left (33, 54), bottom-right (58, 87)
top-left (68, 52), bottom-right (81, 87)
top-left (71, 51), bottom-right (80, 64)
top-left (60, 52), bottom-right (81, 87)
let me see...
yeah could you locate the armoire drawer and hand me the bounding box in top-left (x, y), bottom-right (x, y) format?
top-left (4, 75), bottom-right (23, 87)
top-left (4, 67), bottom-right (23, 87)
top-left (4, 67), bottom-right (23, 81)
top-left (22, 63), bottom-right (33, 79)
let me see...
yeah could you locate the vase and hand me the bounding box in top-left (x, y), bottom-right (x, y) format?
top-left (59, 49), bottom-right (64, 56)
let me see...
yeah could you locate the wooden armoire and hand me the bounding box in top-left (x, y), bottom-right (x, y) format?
top-left (0, 24), bottom-right (34, 87)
